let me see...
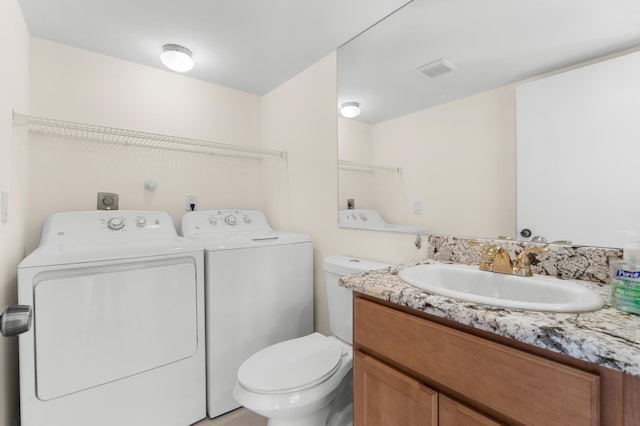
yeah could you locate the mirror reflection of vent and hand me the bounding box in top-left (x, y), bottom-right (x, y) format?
top-left (416, 58), bottom-right (457, 79)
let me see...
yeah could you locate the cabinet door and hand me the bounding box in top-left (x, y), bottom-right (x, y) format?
top-left (354, 298), bottom-right (600, 425)
top-left (354, 350), bottom-right (437, 426)
top-left (439, 395), bottom-right (502, 426)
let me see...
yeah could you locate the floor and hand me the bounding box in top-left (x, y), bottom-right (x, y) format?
top-left (193, 408), bottom-right (267, 426)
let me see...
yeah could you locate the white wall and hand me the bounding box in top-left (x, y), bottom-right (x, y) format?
top-left (517, 50), bottom-right (640, 247)
top-left (0, 0), bottom-right (30, 423)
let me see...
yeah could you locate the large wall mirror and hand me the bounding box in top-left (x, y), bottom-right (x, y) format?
top-left (337, 0), bottom-right (640, 247)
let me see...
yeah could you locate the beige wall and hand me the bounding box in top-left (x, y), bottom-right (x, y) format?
top-left (261, 53), bottom-right (427, 334)
top-left (371, 85), bottom-right (517, 238)
top-left (337, 118), bottom-right (377, 211)
top-left (0, 0), bottom-right (30, 423)
top-left (26, 38), bottom-right (266, 251)
top-left (337, 86), bottom-right (517, 240)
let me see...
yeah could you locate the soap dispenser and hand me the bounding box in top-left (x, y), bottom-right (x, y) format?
top-left (610, 236), bottom-right (640, 314)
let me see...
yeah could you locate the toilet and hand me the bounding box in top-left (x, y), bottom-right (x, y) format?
top-left (233, 255), bottom-right (390, 426)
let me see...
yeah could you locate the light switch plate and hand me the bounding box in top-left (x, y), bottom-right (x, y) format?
top-left (1, 192), bottom-right (8, 222)
top-left (97, 192), bottom-right (119, 210)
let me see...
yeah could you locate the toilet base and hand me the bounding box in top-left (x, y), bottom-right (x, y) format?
top-left (256, 368), bottom-right (353, 426)
top-left (328, 404), bottom-right (353, 426)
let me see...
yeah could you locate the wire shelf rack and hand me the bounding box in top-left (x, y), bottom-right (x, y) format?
top-left (13, 113), bottom-right (287, 160)
top-left (338, 159), bottom-right (402, 175)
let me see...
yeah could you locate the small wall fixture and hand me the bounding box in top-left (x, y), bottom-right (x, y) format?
top-left (340, 102), bottom-right (361, 118)
top-left (160, 44), bottom-right (194, 72)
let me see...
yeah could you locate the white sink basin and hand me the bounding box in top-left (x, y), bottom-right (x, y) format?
top-left (398, 263), bottom-right (606, 312)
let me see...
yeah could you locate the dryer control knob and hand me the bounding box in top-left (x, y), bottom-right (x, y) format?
top-left (224, 215), bottom-right (237, 225)
top-left (208, 216), bottom-right (217, 225)
top-left (107, 217), bottom-right (125, 230)
top-left (136, 218), bottom-right (147, 227)
top-left (243, 215), bottom-right (251, 224)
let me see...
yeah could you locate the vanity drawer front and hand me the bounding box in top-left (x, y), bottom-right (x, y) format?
top-left (354, 298), bottom-right (600, 426)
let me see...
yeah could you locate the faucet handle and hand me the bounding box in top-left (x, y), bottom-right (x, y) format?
top-left (513, 247), bottom-right (550, 276)
top-left (467, 241), bottom-right (485, 249)
top-left (531, 235), bottom-right (547, 243)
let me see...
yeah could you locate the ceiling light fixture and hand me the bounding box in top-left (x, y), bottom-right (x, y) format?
top-left (340, 102), bottom-right (361, 118)
top-left (160, 44), bottom-right (194, 73)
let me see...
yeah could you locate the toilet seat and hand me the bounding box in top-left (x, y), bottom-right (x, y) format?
top-left (237, 333), bottom-right (342, 394)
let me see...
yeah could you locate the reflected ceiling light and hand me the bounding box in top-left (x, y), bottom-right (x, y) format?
top-left (340, 102), bottom-right (361, 118)
top-left (160, 44), bottom-right (194, 73)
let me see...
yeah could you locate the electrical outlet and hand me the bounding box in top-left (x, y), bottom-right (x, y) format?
top-left (185, 194), bottom-right (198, 212)
top-left (413, 200), bottom-right (422, 215)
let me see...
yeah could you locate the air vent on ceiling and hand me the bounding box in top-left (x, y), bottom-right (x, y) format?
top-left (416, 58), bottom-right (457, 79)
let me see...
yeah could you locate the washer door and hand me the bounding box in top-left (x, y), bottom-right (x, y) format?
top-left (33, 257), bottom-right (198, 400)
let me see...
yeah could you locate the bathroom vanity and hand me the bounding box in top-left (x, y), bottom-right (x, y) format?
top-left (344, 236), bottom-right (640, 425)
top-left (353, 295), bottom-right (639, 425)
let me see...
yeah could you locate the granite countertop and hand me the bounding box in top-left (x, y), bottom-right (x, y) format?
top-left (341, 258), bottom-right (640, 377)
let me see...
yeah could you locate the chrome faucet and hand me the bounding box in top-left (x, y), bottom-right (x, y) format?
top-left (468, 242), bottom-right (549, 276)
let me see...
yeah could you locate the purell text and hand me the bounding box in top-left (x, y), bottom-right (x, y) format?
top-left (616, 269), bottom-right (640, 279)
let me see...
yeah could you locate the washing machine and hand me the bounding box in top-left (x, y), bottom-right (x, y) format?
top-left (181, 209), bottom-right (313, 418)
top-left (18, 211), bottom-right (206, 426)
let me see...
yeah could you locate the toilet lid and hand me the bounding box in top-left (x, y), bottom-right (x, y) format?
top-left (237, 333), bottom-right (342, 393)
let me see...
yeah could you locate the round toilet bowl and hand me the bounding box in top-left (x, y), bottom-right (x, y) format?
top-left (233, 334), bottom-right (353, 426)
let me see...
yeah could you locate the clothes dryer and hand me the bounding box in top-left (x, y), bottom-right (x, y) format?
top-left (18, 211), bottom-right (206, 426)
top-left (181, 210), bottom-right (313, 418)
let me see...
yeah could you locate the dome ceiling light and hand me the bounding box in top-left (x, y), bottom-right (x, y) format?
top-left (160, 44), bottom-right (194, 73)
top-left (340, 102), bottom-right (361, 118)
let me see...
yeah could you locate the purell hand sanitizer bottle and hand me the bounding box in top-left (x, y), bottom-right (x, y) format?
top-left (610, 240), bottom-right (640, 314)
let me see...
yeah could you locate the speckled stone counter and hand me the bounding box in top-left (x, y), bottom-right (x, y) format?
top-left (340, 235), bottom-right (640, 377)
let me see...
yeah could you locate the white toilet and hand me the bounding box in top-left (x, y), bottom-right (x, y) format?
top-left (233, 255), bottom-right (390, 426)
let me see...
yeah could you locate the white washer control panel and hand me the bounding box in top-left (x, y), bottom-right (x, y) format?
top-left (99, 214), bottom-right (160, 232)
top-left (182, 210), bottom-right (270, 237)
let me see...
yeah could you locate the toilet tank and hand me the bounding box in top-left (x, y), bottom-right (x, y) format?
top-left (323, 256), bottom-right (390, 344)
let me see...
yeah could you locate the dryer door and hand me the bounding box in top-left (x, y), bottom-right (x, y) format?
top-left (32, 257), bottom-right (198, 400)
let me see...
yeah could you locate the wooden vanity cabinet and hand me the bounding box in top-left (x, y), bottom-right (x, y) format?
top-left (353, 294), bottom-right (640, 426)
